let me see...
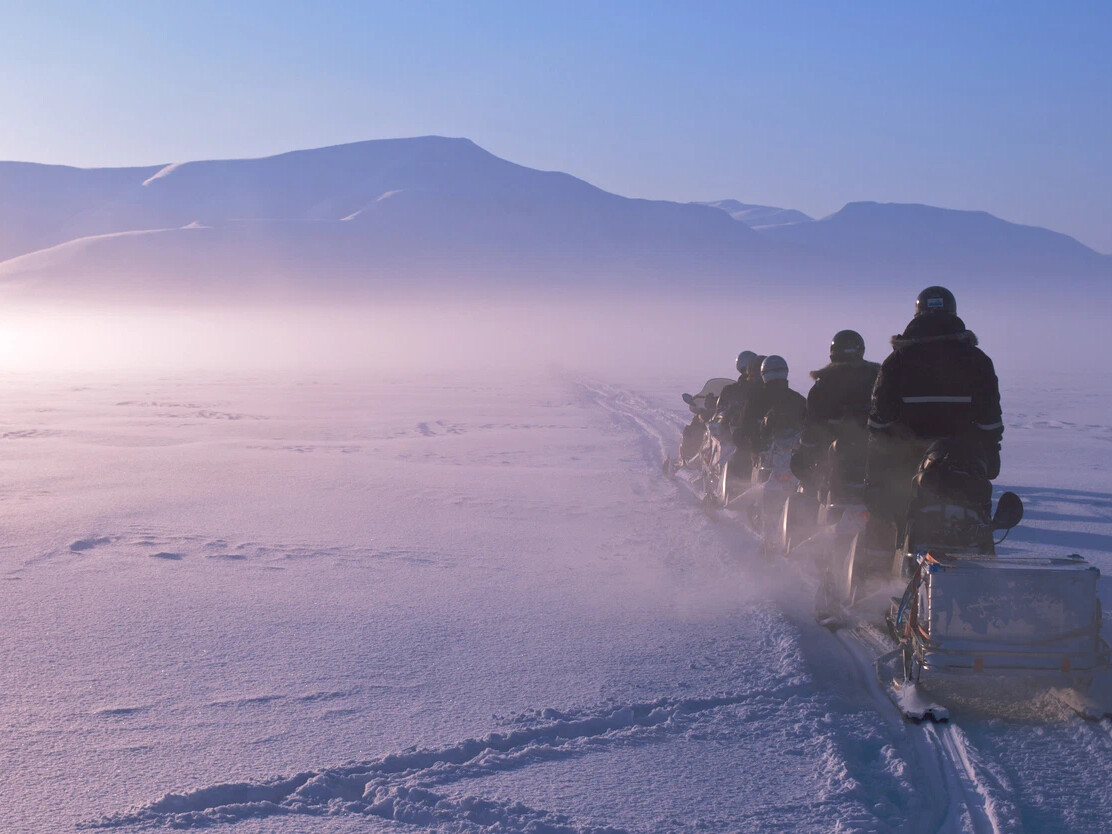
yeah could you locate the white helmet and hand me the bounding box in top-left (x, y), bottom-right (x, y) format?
top-left (736, 350), bottom-right (758, 374)
top-left (760, 355), bottom-right (789, 382)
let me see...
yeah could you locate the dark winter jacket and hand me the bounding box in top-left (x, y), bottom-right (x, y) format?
top-left (868, 311), bottom-right (1002, 476)
top-left (798, 359), bottom-right (880, 453)
top-left (715, 376), bottom-right (753, 427)
top-left (739, 379), bottom-right (806, 452)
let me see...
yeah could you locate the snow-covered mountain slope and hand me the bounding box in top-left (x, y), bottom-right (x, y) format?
top-left (0, 140), bottom-right (1108, 299)
top-left (0, 161), bottom-right (162, 260)
top-left (699, 198), bottom-right (814, 229)
top-left (4, 370), bottom-right (1112, 832)
top-left (0, 138), bottom-right (769, 297)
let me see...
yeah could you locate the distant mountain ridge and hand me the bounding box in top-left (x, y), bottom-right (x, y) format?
top-left (0, 137), bottom-right (1106, 299)
top-left (761, 201), bottom-right (1109, 272)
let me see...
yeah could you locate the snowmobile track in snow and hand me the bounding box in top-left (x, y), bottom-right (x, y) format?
top-left (87, 691), bottom-right (797, 831)
top-left (844, 624), bottom-right (1015, 834)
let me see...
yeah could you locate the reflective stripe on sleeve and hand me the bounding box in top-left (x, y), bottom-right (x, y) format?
top-left (976, 421), bottom-right (1004, 431)
top-left (901, 396), bottom-right (973, 403)
top-left (868, 419), bottom-right (894, 429)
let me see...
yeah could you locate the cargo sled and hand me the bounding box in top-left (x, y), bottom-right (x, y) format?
top-left (881, 547), bottom-right (1110, 721)
top-left (845, 438), bottom-right (1111, 721)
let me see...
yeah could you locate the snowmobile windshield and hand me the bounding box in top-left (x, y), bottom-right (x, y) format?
top-left (690, 378), bottom-right (736, 412)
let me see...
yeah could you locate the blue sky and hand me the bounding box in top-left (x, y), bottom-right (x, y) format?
top-left (2, 1), bottom-right (1109, 251)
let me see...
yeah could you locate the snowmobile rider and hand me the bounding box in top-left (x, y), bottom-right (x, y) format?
top-left (865, 286), bottom-right (1003, 531)
top-left (745, 354), bottom-right (767, 386)
top-left (738, 355), bottom-right (806, 461)
top-left (729, 353), bottom-right (767, 452)
top-left (679, 390), bottom-right (721, 463)
top-left (790, 330), bottom-right (880, 494)
top-left (715, 350), bottom-right (758, 427)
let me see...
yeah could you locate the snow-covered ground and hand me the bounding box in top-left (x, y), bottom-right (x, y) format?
top-left (2, 369), bottom-right (1111, 832)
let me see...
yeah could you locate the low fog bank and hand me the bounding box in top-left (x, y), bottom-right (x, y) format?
top-left (0, 286), bottom-right (1101, 382)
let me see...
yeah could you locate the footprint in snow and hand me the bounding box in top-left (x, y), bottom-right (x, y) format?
top-left (94, 705), bottom-right (150, 718)
top-left (149, 552), bottom-right (184, 560)
top-left (70, 536), bottom-right (112, 552)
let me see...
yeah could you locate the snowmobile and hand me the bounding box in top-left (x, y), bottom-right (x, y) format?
top-left (664, 379), bottom-right (752, 507)
top-left (743, 415), bottom-right (801, 546)
top-left (777, 432), bottom-right (870, 558)
top-left (782, 436), bottom-right (873, 618)
top-left (698, 418), bottom-right (743, 507)
top-left (834, 438), bottom-right (1112, 721)
top-left (663, 378), bottom-right (735, 476)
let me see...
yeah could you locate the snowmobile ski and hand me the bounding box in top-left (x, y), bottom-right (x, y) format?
top-left (876, 648), bottom-right (950, 722)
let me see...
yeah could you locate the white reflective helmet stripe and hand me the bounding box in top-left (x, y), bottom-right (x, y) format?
top-left (900, 396), bottom-right (973, 403)
top-left (977, 421), bottom-right (1004, 430)
top-left (868, 418), bottom-right (894, 429)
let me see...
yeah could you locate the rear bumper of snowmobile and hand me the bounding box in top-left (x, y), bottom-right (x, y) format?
top-left (909, 640), bottom-right (1111, 679)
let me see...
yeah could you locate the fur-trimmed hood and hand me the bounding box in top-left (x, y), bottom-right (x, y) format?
top-left (890, 312), bottom-right (978, 352)
top-left (891, 329), bottom-right (978, 351)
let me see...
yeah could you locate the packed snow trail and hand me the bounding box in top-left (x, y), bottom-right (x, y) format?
top-left (837, 625), bottom-right (1018, 834)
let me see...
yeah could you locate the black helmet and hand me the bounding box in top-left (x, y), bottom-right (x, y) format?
top-left (829, 330), bottom-right (865, 362)
top-left (915, 286), bottom-right (956, 316)
top-left (745, 354), bottom-right (766, 380)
